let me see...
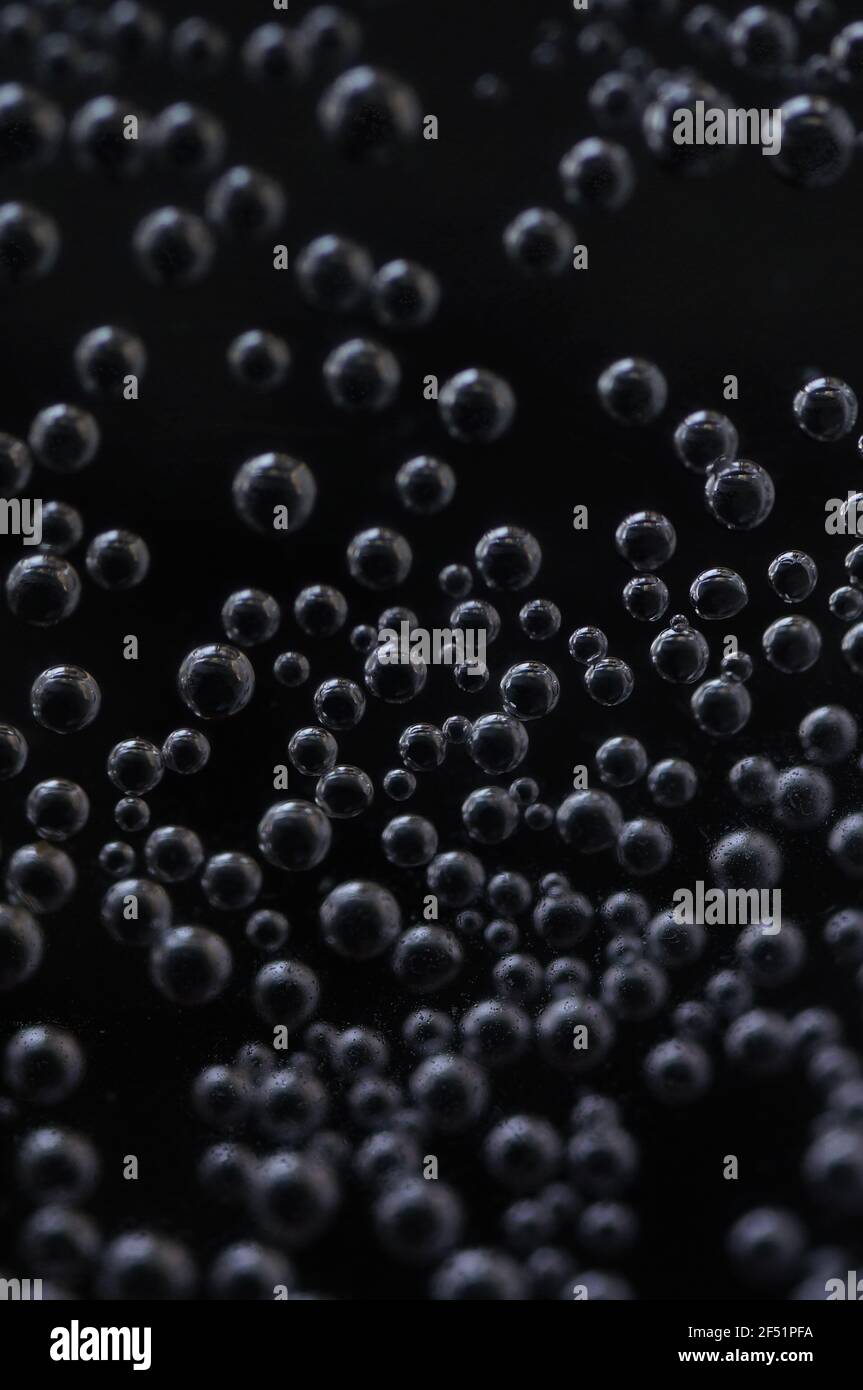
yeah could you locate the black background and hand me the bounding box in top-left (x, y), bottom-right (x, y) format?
top-left (2, 0), bottom-right (863, 1301)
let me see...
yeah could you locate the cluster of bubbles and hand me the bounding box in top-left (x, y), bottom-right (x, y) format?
top-left (498, 2), bottom-right (862, 287)
top-left (3, 0), bottom-right (863, 1303)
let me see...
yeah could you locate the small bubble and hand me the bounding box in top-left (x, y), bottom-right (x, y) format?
top-left (559, 137), bottom-right (635, 211)
top-left (762, 615), bottom-right (822, 673)
top-left (651, 620), bottom-right (709, 684)
top-left (721, 650), bottom-right (753, 682)
top-left (475, 527), bottom-right (541, 591)
top-left (773, 95), bottom-right (856, 188)
top-left (691, 677), bottom-right (752, 736)
top-left (133, 205), bottom-right (215, 287)
top-left (705, 460), bottom-right (775, 530)
top-left (647, 759), bottom-right (698, 808)
top-left (370, 259), bottom-right (440, 330)
top-left (107, 738), bottom-right (163, 794)
top-left (6, 554), bottom-right (80, 626)
top-left (674, 409), bottom-right (739, 473)
top-left (86, 530), bottom-right (150, 591)
top-left (115, 797), bottom-right (150, 833)
top-left (519, 598), bottom-right (561, 640)
top-left (227, 330), bottom-right (291, 392)
top-left (569, 626), bottom-right (608, 664)
top-left (206, 166), bottom-right (286, 240)
top-left (258, 800), bottom-right (333, 871)
top-left (596, 736), bottom-right (648, 788)
top-left (768, 551), bottom-right (818, 603)
top-left (830, 586), bottom-right (863, 621)
top-left (162, 728), bottom-right (210, 775)
top-left (383, 768), bottom-right (416, 801)
top-left (347, 527), bottom-right (412, 590)
top-left (689, 567), bottom-right (748, 620)
top-left (178, 644), bottom-right (255, 719)
top-left (31, 664), bottom-right (101, 733)
top-left (623, 574), bottom-right (669, 622)
top-left (396, 456), bottom-right (456, 515)
top-left (599, 360), bottom-right (668, 427)
top-left (273, 651), bottom-right (310, 688)
top-left (584, 657), bottom-right (634, 706)
top-left (323, 337), bottom-right (401, 413)
top-left (500, 662), bottom-right (560, 720)
top-left (439, 369), bottom-right (516, 445)
top-left (318, 65), bottom-right (421, 159)
top-left (316, 765), bottom-right (374, 818)
top-left (793, 376), bottom-right (858, 441)
top-left (503, 207), bottom-right (574, 277)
